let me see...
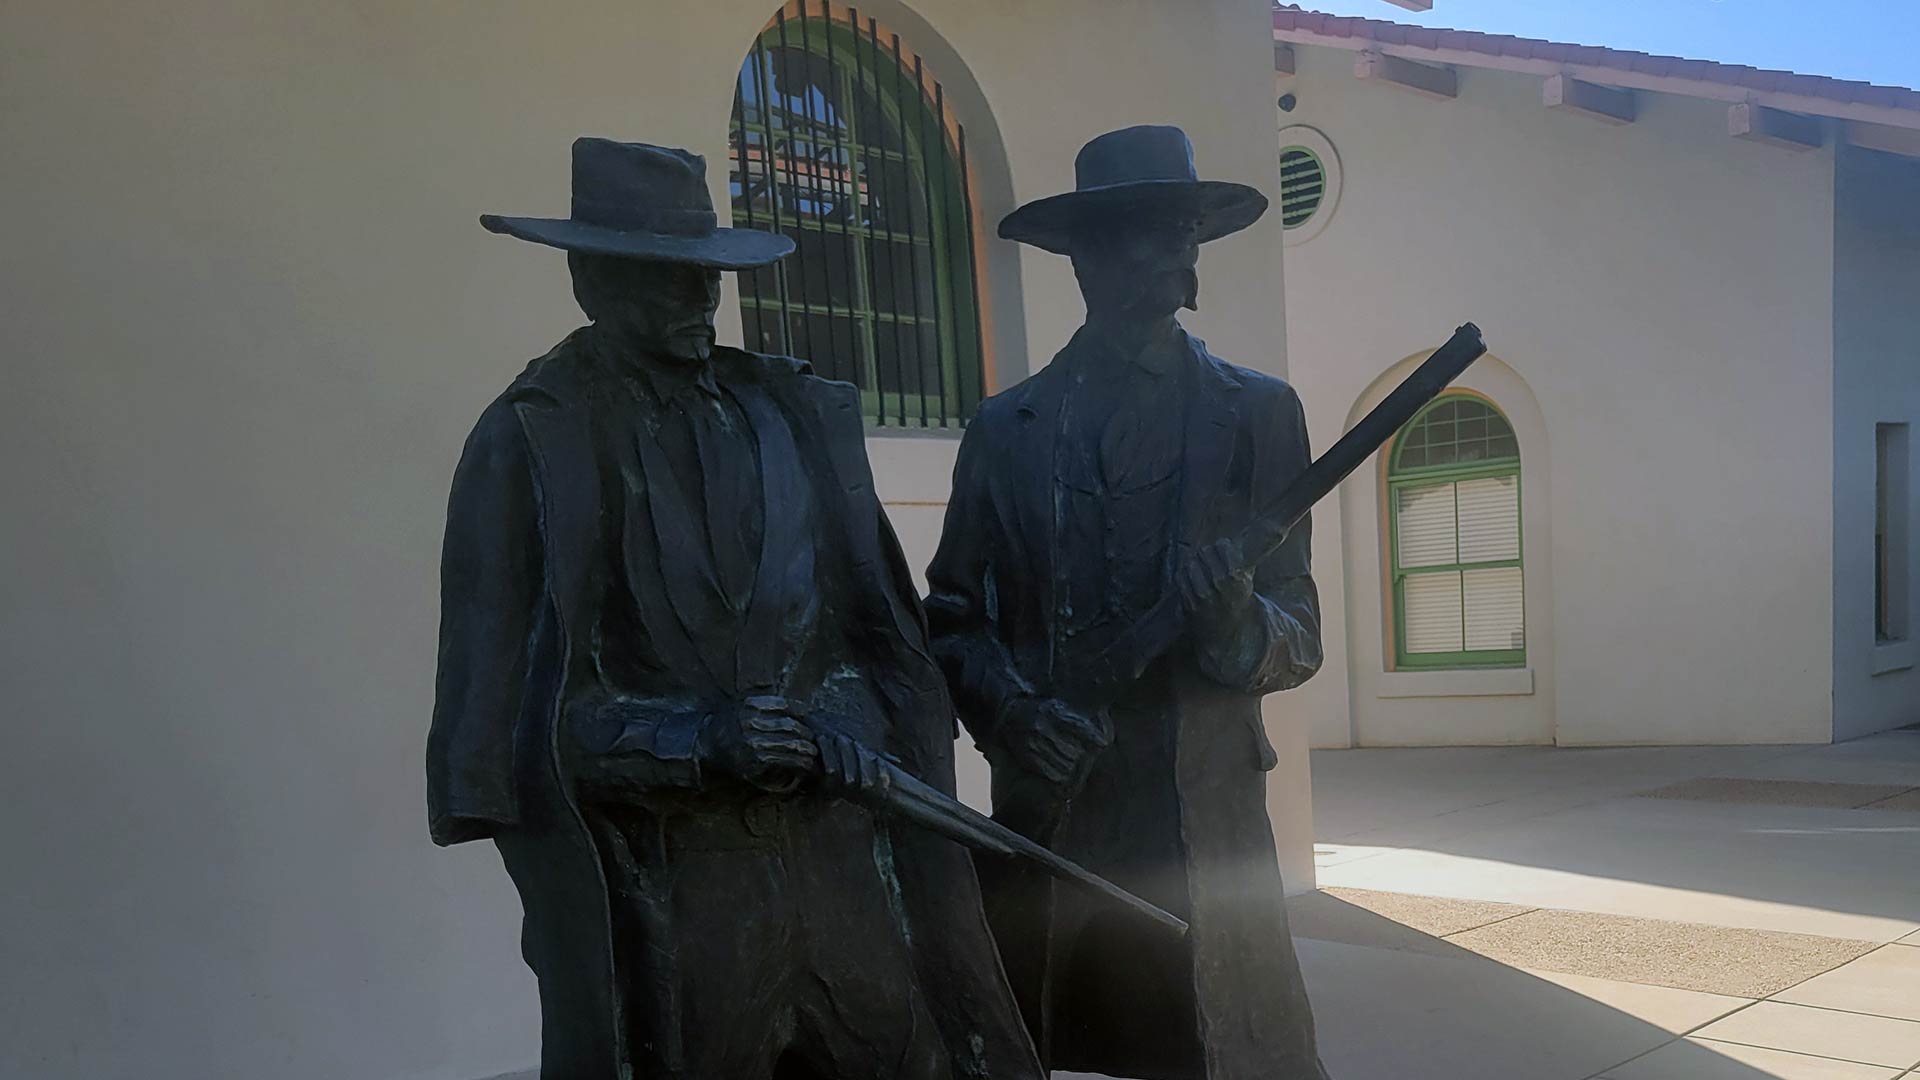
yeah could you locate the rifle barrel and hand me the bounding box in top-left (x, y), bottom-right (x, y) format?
top-left (1072, 322), bottom-right (1487, 695)
top-left (876, 763), bottom-right (1190, 936)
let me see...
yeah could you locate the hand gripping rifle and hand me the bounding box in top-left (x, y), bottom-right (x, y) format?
top-left (1065, 322), bottom-right (1488, 700)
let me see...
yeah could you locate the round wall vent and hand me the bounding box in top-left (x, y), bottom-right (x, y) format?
top-left (1276, 125), bottom-right (1340, 245)
top-left (1279, 147), bottom-right (1326, 228)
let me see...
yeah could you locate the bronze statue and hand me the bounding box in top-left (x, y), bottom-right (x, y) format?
top-left (426, 138), bottom-right (1047, 1080)
top-left (926, 125), bottom-right (1334, 1080)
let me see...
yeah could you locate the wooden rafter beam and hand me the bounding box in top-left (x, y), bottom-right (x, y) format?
top-left (1543, 74), bottom-right (1636, 124)
top-left (1355, 49), bottom-right (1457, 100)
top-left (1847, 121), bottom-right (1920, 158)
top-left (1729, 102), bottom-right (1824, 151)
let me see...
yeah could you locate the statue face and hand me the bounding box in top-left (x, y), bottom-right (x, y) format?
top-left (569, 253), bottom-right (723, 364)
top-left (1069, 217), bottom-right (1201, 321)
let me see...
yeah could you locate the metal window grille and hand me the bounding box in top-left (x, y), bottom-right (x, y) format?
top-left (1389, 394), bottom-right (1527, 670)
top-left (1278, 146), bottom-right (1326, 229)
top-left (728, 1), bottom-right (986, 428)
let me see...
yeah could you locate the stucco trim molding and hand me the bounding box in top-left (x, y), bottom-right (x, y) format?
top-left (1377, 667), bottom-right (1535, 699)
top-left (1871, 641), bottom-right (1917, 677)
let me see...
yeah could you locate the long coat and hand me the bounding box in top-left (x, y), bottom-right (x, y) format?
top-left (427, 333), bottom-right (1043, 1080)
top-left (925, 327), bottom-right (1329, 1080)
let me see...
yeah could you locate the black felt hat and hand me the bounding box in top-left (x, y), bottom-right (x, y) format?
top-left (998, 125), bottom-right (1268, 256)
top-left (481, 138), bottom-right (795, 269)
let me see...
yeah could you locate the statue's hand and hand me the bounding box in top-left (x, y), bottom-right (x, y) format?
top-left (994, 697), bottom-right (1112, 785)
top-left (700, 697), bottom-right (819, 793)
top-left (814, 732), bottom-right (894, 795)
top-left (1178, 538), bottom-right (1255, 626)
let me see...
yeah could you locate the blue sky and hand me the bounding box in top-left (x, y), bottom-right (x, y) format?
top-left (1295, 1), bottom-right (1920, 91)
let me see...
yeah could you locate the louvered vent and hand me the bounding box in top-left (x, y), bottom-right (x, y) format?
top-left (1279, 146), bottom-right (1326, 229)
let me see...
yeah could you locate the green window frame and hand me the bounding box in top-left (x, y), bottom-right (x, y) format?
top-left (1389, 394), bottom-right (1527, 670)
top-left (727, 7), bottom-right (986, 429)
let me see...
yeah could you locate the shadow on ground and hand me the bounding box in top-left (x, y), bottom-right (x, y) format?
top-left (1310, 732), bottom-right (1920, 939)
top-left (1286, 895), bottom-right (1781, 1079)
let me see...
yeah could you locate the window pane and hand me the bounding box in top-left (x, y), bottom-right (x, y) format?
top-left (1457, 475), bottom-right (1520, 563)
top-left (1463, 566), bottom-right (1525, 652)
top-left (1394, 395), bottom-right (1521, 473)
top-left (1396, 482), bottom-right (1458, 568)
top-left (1403, 572), bottom-right (1465, 654)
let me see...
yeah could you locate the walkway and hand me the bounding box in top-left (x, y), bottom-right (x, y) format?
top-left (1292, 727), bottom-right (1920, 1079)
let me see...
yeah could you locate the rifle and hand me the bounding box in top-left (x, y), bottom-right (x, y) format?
top-left (1065, 322), bottom-right (1488, 699)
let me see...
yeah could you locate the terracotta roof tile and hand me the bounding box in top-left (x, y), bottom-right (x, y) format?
top-left (1273, 4), bottom-right (1920, 116)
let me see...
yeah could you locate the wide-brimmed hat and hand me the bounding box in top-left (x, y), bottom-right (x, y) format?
top-left (998, 125), bottom-right (1268, 256)
top-left (481, 138), bottom-right (794, 269)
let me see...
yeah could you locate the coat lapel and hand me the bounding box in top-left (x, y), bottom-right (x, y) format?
top-left (732, 381), bottom-right (818, 695)
top-left (1010, 350), bottom-right (1074, 679)
top-left (514, 382), bottom-right (601, 699)
top-left (1177, 333), bottom-right (1243, 552)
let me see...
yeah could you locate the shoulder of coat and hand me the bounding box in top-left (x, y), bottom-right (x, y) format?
top-left (1188, 340), bottom-right (1296, 407)
top-left (715, 346), bottom-right (865, 423)
top-left (713, 345), bottom-right (815, 381)
top-left (978, 363), bottom-right (1059, 423)
top-left (503, 329), bottom-right (596, 409)
top-left (1222, 361), bottom-right (1297, 403)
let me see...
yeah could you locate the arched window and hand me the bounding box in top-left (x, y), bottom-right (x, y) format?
top-left (1389, 394), bottom-right (1526, 669)
top-left (728, 2), bottom-right (986, 429)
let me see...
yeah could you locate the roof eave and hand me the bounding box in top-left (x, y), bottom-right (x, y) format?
top-left (1274, 25), bottom-right (1920, 134)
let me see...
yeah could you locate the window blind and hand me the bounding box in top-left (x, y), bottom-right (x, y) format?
top-left (1396, 482), bottom-right (1457, 568)
top-left (1463, 566), bottom-right (1525, 651)
top-left (1403, 572), bottom-right (1465, 654)
top-left (1457, 475), bottom-right (1520, 562)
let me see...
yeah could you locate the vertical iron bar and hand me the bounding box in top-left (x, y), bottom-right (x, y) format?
top-left (730, 76), bottom-right (767, 352)
top-left (776, 9), bottom-right (818, 363)
top-left (823, 1), bottom-right (869, 403)
top-left (895, 40), bottom-right (931, 427)
top-left (846, 7), bottom-right (885, 421)
top-left (957, 122), bottom-right (986, 422)
top-left (931, 80), bottom-right (953, 427)
top-left (874, 20), bottom-right (909, 425)
top-left (750, 35), bottom-right (792, 355)
top-left (795, 1), bottom-right (840, 378)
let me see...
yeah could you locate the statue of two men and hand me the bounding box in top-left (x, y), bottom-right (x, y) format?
top-left (429, 129), bottom-right (1331, 1080)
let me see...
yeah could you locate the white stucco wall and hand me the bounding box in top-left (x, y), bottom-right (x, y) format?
top-left (1277, 43), bottom-right (1839, 748)
top-left (1831, 145), bottom-right (1920, 741)
top-left (0, 2), bottom-right (1295, 1078)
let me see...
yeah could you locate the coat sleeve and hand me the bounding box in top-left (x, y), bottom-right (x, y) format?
top-left (551, 692), bottom-right (714, 805)
top-left (1193, 382), bottom-right (1325, 695)
top-left (924, 418), bottom-right (1035, 752)
top-left (426, 396), bottom-right (542, 846)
